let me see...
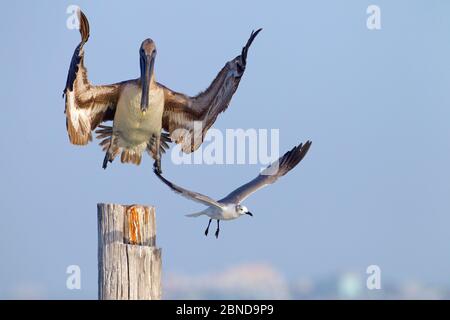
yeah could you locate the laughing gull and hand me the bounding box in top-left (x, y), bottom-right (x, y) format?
top-left (154, 141), bottom-right (312, 238)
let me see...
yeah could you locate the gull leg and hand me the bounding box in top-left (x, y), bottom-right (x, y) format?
top-left (204, 219), bottom-right (212, 236)
top-left (215, 220), bottom-right (220, 239)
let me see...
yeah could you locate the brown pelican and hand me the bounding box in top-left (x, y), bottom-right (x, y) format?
top-left (154, 141), bottom-right (312, 238)
top-left (63, 10), bottom-right (261, 173)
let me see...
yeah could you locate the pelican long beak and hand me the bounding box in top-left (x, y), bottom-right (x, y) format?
top-left (246, 212), bottom-right (253, 217)
top-left (140, 52), bottom-right (155, 112)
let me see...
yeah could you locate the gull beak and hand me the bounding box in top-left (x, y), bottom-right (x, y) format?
top-left (140, 51), bottom-right (156, 112)
top-left (246, 212), bottom-right (253, 217)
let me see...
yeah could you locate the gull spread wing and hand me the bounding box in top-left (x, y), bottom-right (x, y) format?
top-left (220, 141), bottom-right (312, 204)
top-left (154, 170), bottom-right (224, 209)
top-left (160, 29), bottom-right (262, 153)
top-left (63, 10), bottom-right (127, 145)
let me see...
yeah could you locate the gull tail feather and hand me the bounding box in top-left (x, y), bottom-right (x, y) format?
top-left (185, 212), bottom-right (204, 218)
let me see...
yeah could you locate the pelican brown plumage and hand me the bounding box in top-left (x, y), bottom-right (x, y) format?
top-left (63, 10), bottom-right (262, 173)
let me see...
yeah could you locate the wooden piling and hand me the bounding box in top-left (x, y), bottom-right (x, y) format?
top-left (97, 203), bottom-right (162, 300)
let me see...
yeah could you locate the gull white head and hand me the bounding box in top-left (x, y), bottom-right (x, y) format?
top-left (236, 205), bottom-right (253, 217)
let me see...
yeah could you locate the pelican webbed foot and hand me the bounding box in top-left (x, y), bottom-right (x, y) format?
top-left (153, 158), bottom-right (162, 174)
top-left (102, 152), bottom-right (112, 169)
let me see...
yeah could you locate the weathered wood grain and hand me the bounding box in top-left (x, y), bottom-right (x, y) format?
top-left (97, 203), bottom-right (162, 300)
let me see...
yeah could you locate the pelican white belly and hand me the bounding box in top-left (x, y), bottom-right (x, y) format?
top-left (113, 83), bottom-right (164, 148)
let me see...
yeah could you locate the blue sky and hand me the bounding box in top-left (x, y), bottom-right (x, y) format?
top-left (1, 0), bottom-right (450, 299)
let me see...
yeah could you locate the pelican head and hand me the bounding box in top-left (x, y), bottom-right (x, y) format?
top-left (139, 38), bottom-right (157, 112)
top-left (236, 205), bottom-right (253, 217)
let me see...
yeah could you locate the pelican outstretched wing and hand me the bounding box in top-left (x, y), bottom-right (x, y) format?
top-left (63, 10), bottom-right (125, 145)
top-left (160, 29), bottom-right (262, 153)
top-left (220, 141), bottom-right (312, 204)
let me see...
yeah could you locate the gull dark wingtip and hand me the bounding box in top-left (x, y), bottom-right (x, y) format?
top-left (293, 140), bottom-right (312, 165)
top-left (275, 140), bottom-right (312, 176)
top-left (153, 170), bottom-right (176, 192)
top-left (153, 167), bottom-right (162, 177)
